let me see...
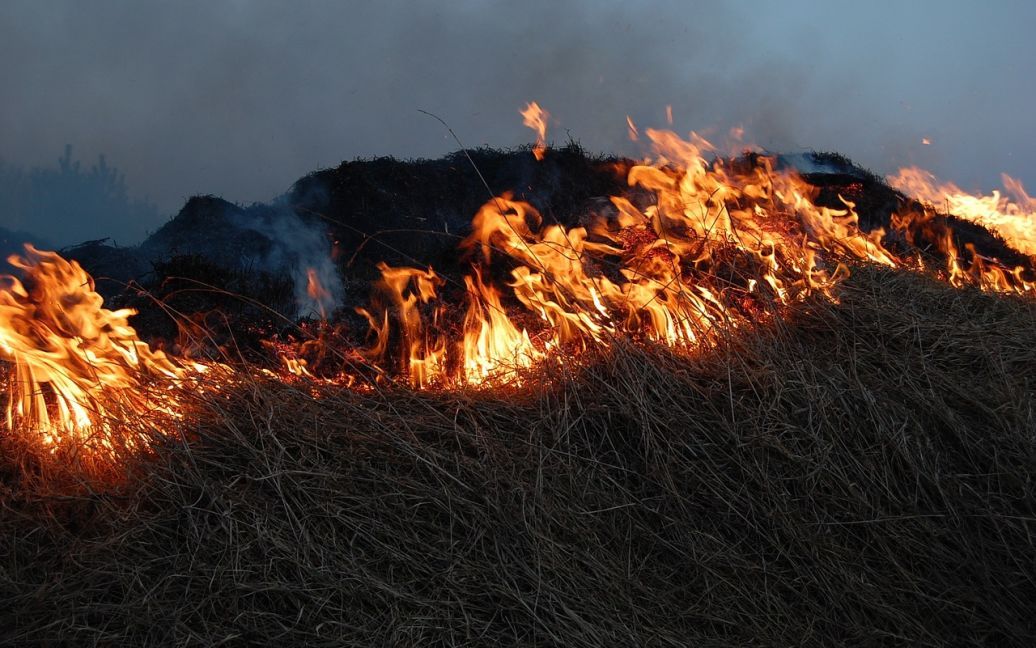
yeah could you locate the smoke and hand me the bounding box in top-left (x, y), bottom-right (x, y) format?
top-left (1, 0), bottom-right (1035, 245)
top-left (228, 207), bottom-right (343, 318)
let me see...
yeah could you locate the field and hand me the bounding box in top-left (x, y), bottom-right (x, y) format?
top-left (3, 266), bottom-right (1035, 646)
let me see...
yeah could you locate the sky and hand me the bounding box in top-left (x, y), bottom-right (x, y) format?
top-left (1, 0), bottom-right (1034, 245)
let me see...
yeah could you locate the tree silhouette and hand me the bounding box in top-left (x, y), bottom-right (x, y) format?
top-left (0, 145), bottom-right (159, 247)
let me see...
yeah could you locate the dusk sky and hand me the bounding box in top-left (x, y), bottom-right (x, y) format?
top-left (2, 0), bottom-right (1034, 245)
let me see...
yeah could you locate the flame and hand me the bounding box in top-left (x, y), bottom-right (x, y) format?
top-left (461, 267), bottom-right (542, 384)
top-left (356, 262), bottom-right (447, 388)
top-left (7, 106), bottom-right (1036, 475)
top-left (352, 126), bottom-right (906, 387)
top-left (520, 101), bottom-right (549, 161)
top-left (890, 207), bottom-right (1034, 294)
top-left (0, 246), bottom-right (201, 459)
top-left (306, 267), bottom-right (331, 319)
top-left (344, 118), bottom-right (1036, 387)
top-left (890, 167), bottom-right (1036, 257)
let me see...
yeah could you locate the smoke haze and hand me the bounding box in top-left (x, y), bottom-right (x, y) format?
top-left (228, 205), bottom-right (345, 318)
top-left (1, 0), bottom-right (1034, 245)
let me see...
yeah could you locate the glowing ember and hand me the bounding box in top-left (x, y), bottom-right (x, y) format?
top-left (520, 101), bottom-right (549, 161)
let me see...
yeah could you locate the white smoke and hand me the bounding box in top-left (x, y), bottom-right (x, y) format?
top-left (229, 207), bottom-right (342, 319)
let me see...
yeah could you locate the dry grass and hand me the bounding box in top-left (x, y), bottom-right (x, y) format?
top-left (2, 266), bottom-right (1036, 646)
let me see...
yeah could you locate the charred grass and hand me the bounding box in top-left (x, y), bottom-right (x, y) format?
top-left (2, 267), bottom-right (1036, 646)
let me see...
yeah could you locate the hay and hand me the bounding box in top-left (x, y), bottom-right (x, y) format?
top-left (2, 267), bottom-right (1035, 646)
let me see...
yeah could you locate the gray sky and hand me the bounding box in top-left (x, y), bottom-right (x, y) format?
top-left (2, 0), bottom-right (1034, 244)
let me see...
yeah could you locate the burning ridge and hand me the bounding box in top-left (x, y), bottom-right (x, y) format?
top-left (256, 130), bottom-right (1036, 389)
top-left (1, 123), bottom-right (1035, 470)
top-left (2, 116), bottom-right (1036, 644)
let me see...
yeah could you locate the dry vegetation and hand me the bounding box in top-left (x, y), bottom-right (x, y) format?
top-left (2, 266), bottom-right (1035, 646)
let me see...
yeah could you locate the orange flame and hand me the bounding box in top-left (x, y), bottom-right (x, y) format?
top-left (890, 167), bottom-right (1036, 257)
top-left (353, 127), bottom-right (909, 387)
top-left (6, 108), bottom-right (1036, 474)
top-left (0, 246), bottom-right (200, 458)
top-left (306, 267), bottom-right (332, 320)
top-left (520, 101), bottom-right (549, 161)
top-left (356, 263), bottom-right (447, 388)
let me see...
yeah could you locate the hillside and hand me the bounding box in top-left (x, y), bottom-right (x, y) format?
top-left (2, 144), bottom-right (1036, 645)
top-left (2, 267), bottom-right (1035, 645)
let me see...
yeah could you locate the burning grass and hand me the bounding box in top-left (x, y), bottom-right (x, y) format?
top-left (2, 267), bottom-right (1035, 646)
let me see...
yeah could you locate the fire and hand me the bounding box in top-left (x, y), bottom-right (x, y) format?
top-left (353, 123), bottom-right (904, 387)
top-left (461, 267), bottom-right (543, 384)
top-left (0, 246), bottom-right (202, 459)
top-left (890, 167), bottom-right (1036, 257)
top-left (890, 206), bottom-right (1034, 294)
top-left (276, 125), bottom-right (1036, 389)
top-left (306, 267), bottom-right (332, 320)
top-left (520, 101), bottom-right (549, 161)
top-left (323, 108), bottom-right (1036, 388)
top-left (6, 102), bottom-right (1036, 474)
top-left (356, 263), bottom-right (447, 388)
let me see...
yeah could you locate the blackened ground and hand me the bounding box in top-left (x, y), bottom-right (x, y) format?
top-left (287, 144), bottom-right (628, 275)
top-left (116, 254), bottom-right (297, 363)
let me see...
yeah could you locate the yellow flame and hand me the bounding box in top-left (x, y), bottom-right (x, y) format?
top-left (0, 246), bottom-right (198, 454)
top-left (890, 167), bottom-right (1036, 257)
top-left (353, 125), bottom-right (926, 387)
top-left (7, 108), bottom-right (1036, 472)
top-left (461, 267), bottom-right (542, 384)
